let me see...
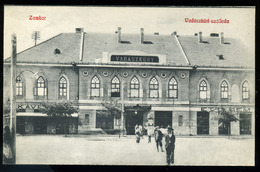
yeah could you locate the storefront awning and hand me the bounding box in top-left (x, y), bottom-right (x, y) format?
top-left (17, 113), bottom-right (78, 117)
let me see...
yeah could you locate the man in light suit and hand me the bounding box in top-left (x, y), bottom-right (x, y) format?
top-left (165, 126), bottom-right (175, 165)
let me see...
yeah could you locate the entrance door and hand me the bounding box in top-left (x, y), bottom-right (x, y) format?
top-left (240, 113), bottom-right (251, 135)
top-left (155, 111), bottom-right (172, 128)
top-left (218, 120), bottom-right (230, 135)
top-left (34, 117), bottom-right (47, 134)
top-left (56, 118), bottom-right (70, 134)
top-left (197, 112), bottom-right (209, 135)
top-left (17, 117), bottom-right (25, 134)
top-left (125, 113), bottom-right (143, 135)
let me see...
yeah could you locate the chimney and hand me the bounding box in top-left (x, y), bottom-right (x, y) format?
top-left (140, 28), bottom-right (144, 44)
top-left (117, 27), bottom-right (121, 43)
top-left (173, 31), bottom-right (177, 36)
top-left (220, 32), bottom-right (224, 44)
top-left (75, 28), bottom-right (84, 33)
top-left (198, 32), bottom-right (202, 43)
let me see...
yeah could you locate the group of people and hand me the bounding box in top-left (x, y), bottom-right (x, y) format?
top-left (135, 124), bottom-right (175, 165)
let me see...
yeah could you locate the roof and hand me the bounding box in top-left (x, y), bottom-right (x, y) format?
top-left (5, 33), bottom-right (81, 63)
top-left (178, 35), bottom-right (254, 68)
top-left (5, 32), bottom-right (254, 68)
top-left (83, 33), bottom-right (186, 65)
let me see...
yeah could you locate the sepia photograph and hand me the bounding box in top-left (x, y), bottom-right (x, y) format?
top-left (3, 6), bottom-right (255, 166)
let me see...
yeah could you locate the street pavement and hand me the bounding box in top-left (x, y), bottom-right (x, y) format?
top-left (16, 135), bottom-right (254, 166)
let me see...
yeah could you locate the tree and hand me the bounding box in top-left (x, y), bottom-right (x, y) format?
top-left (213, 107), bottom-right (239, 138)
top-left (100, 97), bottom-right (122, 120)
top-left (100, 97), bottom-right (123, 137)
top-left (40, 101), bottom-right (79, 136)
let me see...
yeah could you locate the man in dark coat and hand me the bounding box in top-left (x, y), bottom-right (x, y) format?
top-left (165, 126), bottom-right (175, 165)
top-left (154, 126), bottom-right (164, 152)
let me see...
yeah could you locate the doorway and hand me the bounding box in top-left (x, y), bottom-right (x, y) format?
top-left (197, 112), bottom-right (209, 135)
top-left (154, 111), bottom-right (172, 128)
top-left (218, 120), bottom-right (230, 135)
top-left (34, 117), bottom-right (47, 134)
top-left (240, 113), bottom-right (251, 135)
top-left (125, 112), bottom-right (143, 135)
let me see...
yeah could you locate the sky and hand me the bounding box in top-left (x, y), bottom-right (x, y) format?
top-left (4, 6), bottom-right (255, 59)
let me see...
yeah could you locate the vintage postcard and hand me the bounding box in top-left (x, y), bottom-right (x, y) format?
top-left (3, 6), bottom-right (255, 166)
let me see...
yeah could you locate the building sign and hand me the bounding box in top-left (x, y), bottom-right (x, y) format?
top-left (18, 104), bottom-right (42, 110)
top-left (111, 55), bottom-right (159, 63)
top-left (201, 107), bottom-right (251, 113)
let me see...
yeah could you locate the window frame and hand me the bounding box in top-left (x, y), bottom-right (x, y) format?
top-left (220, 80), bottom-right (228, 99)
top-left (168, 77), bottom-right (178, 98)
top-left (130, 76), bottom-right (140, 98)
top-left (111, 76), bottom-right (120, 97)
top-left (90, 76), bottom-right (100, 97)
top-left (16, 76), bottom-right (23, 96)
top-left (36, 76), bottom-right (46, 97)
top-left (149, 77), bottom-right (159, 98)
top-left (178, 115), bottom-right (183, 126)
top-left (242, 81), bottom-right (250, 100)
top-left (59, 76), bottom-right (67, 99)
top-left (199, 80), bottom-right (207, 99)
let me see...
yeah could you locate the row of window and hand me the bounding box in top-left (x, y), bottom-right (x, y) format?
top-left (16, 75), bottom-right (250, 100)
top-left (16, 76), bottom-right (68, 98)
top-left (90, 75), bottom-right (250, 100)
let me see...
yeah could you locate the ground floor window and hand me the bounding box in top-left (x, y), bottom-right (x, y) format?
top-left (240, 113), bottom-right (251, 135)
top-left (197, 112), bottom-right (209, 135)
top-left (96, 111), bottom-right (114, 129)
top-left (154, 111), bottom-right (172, 128)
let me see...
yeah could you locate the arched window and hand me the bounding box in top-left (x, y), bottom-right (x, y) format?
top-left (169, 77), bottom-right (178, 98)
top-left (149, 77), bottom-right (159, 98)
top-left (59, 76), bottom-right (67, 98)
top-left (220, 80), bottom-right (228, 99)
top-left (130, 77), bottom-right (139, 98)
top-left (16, 76), bottom-right (23, 96)
top-left (85, 114), bottom-right (89, 125)
top-left (242, 81), bottom-right (249, 100)
top-left (178, 115), bottom-right (183, 126)
top-left (111, 76), bottom-right (120, 97)
top-left (199, 80), bottom-right (207, 99)
top-left (91, 76), bottom-right (100, 97)
top-left (36, 76), bottom-right (46, 96)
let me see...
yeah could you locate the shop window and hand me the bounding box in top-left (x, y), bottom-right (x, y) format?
top-left (149, 77), bottom-right (159, 98)
top-left (85, 114), bottom-right (89, 125)
top-left (91, 76), bottom-right (100, 97)
top-left (220, 80), bottom-right (228, 99)
top-left (34, 76), bottom-right (47, 97)
top-left (242, 81), bottom-right (249, 100)
top-left (111, 76), bottom-right (120, 97)
top-left (178, 115), bottom-right (183, 126)
top-left (59, 76), bottom-right (67, 99)
top-left (130, 77), bottom-right (139, 98)
top-left (169, 77), bottom-right (178, 98)
top-left (16, 76), bottom-right (23, 96)
top-left (199, 80), bottom-right (207, 99)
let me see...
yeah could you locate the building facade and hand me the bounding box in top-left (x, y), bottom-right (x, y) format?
top-left (3, 28), bottom-right (255, 135)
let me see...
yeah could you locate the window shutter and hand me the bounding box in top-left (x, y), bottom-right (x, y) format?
top-left (45, 87), bottom-right (47, 96)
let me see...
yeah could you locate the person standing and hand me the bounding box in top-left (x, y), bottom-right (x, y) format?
top-left (147, 124), bottom-right (153, 143)
top-left (3, 126), bottom-right (13, 164)
top-left (154, 126), bottom-right (164, 152)
top-left (135, 125), bottom-right (141, 143)
top-left (165, 126), bottom-right (175, 165)
top-left (139, 124), bottom-right (143, 139)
